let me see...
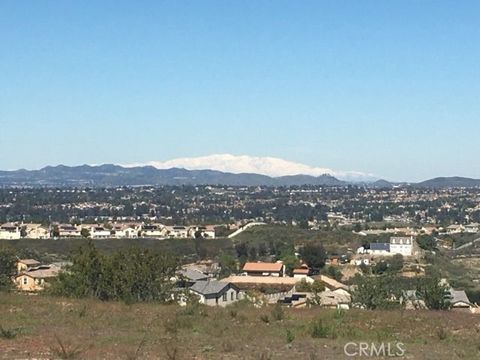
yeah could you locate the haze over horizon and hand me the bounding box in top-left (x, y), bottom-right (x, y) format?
top-left (1, 1), bottom-right (480, 182)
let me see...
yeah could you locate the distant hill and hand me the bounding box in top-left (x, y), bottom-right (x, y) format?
top-left (415, 177), bottom-right (480, 188)
top-left (0, 164), bottom-right (346, 187)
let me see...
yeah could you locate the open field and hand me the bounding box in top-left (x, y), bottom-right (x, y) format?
top-left (1, 293), bottom-right (479, 359)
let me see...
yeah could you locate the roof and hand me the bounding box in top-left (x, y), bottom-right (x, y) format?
top-left (222, 275), bottom-right (299, 286)
top-left (18, 259), bottom-right (41, 266)
top-left (313, 275), bottom-right (349, 291)
top-left (390, 237), bottom-right (412, 245)
top-left (243, 262), bottom-right (284, 272)
top-left (319, 290), bottom-right (351, 306)
top-left (190, 280), bottom-right (230, 296)
top-left (293, 268), bottom-right (310, 275)
top-left (370, 242), bottom-right (390, 251)
top-left (17, 265), bottom-right (60, 279)
top-left (449, 289), bottom-right (472, 306)
top-left (179, 268), bottom-right (209, 282)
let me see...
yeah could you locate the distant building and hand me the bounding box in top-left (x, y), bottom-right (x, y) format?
top-left (293, 264), bottom-right (310, 279)
top-left (17, 259), bottom-right (41, 273)
top-left (189, 280), bottom-right (242, 307)
top-left (90, 226), bottom-right (111, 239)
top-left (367, 242), bottom-right (390, 255)
top-left (0, 223), bottom-right (21, 240)
top-left (15, 264), bottom-right (61, 292)
top-left (242, 262), bottom-right (285, 277)
top-left (390, 236), bottom-right (413, 256)
top-left (58, 224), bottom-right (81, 238)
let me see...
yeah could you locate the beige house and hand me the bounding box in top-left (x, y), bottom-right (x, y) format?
top-left (15, 265), bottom-right (60, 292)
top-left (25, 224), bottom-right (50, 239)
top-left (17, 259), bottom-right (41, 273)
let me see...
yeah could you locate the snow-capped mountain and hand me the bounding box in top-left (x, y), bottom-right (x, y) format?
top-left (124, 154), bottom-right (378, 182)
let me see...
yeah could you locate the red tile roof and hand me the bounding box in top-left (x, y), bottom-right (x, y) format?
top-left (243, 262), bottom-right (283, 272)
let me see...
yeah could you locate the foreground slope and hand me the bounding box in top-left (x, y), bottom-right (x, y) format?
top-left (0, 293), bottom-right (479, 359)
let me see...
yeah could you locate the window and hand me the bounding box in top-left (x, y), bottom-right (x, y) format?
top-left (23, 277), bottom-right (27, 285)
top-left (231, 292), bottom-right (234, 301)
top-left (222, 293), bottom-right (227, 302)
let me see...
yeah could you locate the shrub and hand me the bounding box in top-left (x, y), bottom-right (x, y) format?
top-left (0, 325), bottom-right (19, 339)
top-left (270, 304), bottom-right (284, 321)
top-left (309, 319), bottom-right (332, 339)
top-left (260, 314), bottom-right (270, 324)
top-left (285, 328), bottom-right (295, 343)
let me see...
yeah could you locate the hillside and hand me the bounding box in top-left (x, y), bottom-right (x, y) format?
top-left (415, 177), bottom-right (480, 188)
top-left (0, 293), bottom-right (479, 359)
top-left (0, 164), bottom-right (345, 187)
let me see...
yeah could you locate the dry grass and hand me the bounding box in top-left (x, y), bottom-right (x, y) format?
top-left (0, 293), bottom-right (479, 359)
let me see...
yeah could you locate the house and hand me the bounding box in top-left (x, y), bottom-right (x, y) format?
top-left (15, 264), bottom-right (61, 292)
top-left (26, 224), bottom-right (50, 239)
top-left (112, 224), bottom-right (139, 238)
top-left (448, 289), bottom-right (472, 311)
top-left (142, 224), bottom-right (167, 238)
top-left (0, 223), bottom-right (21, 240)
top-left (189, 280), bottom-right (242, 307)
top-left (464, 223), bottom-right (479, 234)
top-left (90, 226), bottom-right (111, 239)
top-left (446, 224), bottom-right (464, 234)
top-left (17, 259), bottom-right (41, 273)
top-left (390, 237), bottom-right (413, 256)
top-left (242, 262), bottom-right (285, 277)
top-left (293, 264), bottom-right (310, 279)
top-left (319, 290), bottom-right (351, 309)
top-left (312, 275), bottom-right (351, 297)
top-left (367, 242), bottom-right (390, 255)
top-left (177, 268), bottom-right (209, 287)
top-left (167, 226), bottom-right (189, 238)
top-left (58, 224), bottom-right (81, 238)
top-left (188, 226), bottom-right (216, 239)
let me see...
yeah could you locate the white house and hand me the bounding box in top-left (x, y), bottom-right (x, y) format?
top-left (167, 226), bottom-right (189, 238)
top-left (90, 226), bottom-right (111, 239)
top-left (189, 226), bottom-right (216, 239)
top-left (58, 224), bottom-right (81, 238)
top-left (112, 224), bottom-right (139, 238)
top-left (390, 237), bottom-right (413, 256)
top-left (0, 223), bottom-right (21, 240)
top-left (142, 224), bottom-right (167, 238)
top-left (189, 280), bottom-right (242, 307)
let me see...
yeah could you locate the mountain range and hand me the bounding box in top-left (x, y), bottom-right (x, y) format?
top-left (0, 164), bottom-right (346, 187)
top-left (1, 154), bottom-right (480, 188)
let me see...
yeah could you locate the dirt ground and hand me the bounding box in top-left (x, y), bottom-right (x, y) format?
top-left (1, 293), bottom-right (479, 359)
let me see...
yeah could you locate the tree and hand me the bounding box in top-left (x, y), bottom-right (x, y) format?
top-left (388, 254), bottom-right (404, 273)
top-left (299, 244), bottom-right (327, 270)
top-left (416, 276), bottom-right (451, 310)
top-left (281, 254), bottom-right (300, 277)
top-left (417, 235), bottom-right (437, 251)
top-left (352, 274), bottom-right (404, 310)
top-left (81, 228), bottom-right (90, 238)
top-left (49, 241), bottom-right (179, 303)
top-left (0, 248), bottom-right (16, 291)
top-left (219, 253), bottom-right (237, 278)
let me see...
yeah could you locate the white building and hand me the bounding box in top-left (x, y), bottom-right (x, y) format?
top-left (389, 237), bottom-right (413, 256)
top-left (0, 224), bottom-right (21, 240)
top-left (90, 226), bottom-right (111, 239)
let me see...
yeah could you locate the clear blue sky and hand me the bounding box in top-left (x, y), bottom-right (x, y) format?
top-left (1, 1), bottom-right (479, 181)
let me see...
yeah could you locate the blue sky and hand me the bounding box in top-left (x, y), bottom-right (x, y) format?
top-left (1, 1), bottom-right (479, 181)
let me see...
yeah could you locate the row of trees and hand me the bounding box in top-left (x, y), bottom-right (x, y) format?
top-left (352, 273), bottom-right (452, 310)
top-left (49, 241), bottom-right (179, 303)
